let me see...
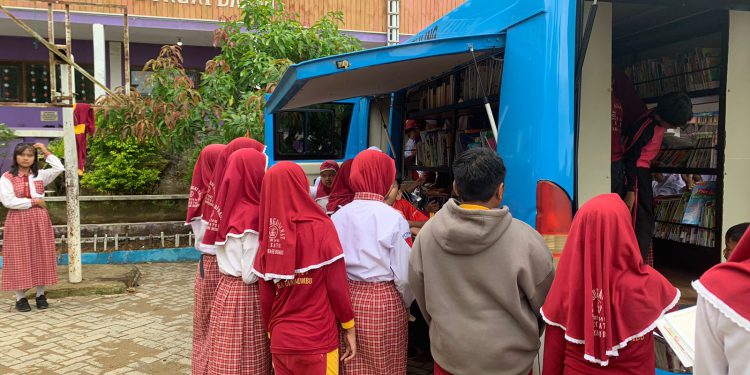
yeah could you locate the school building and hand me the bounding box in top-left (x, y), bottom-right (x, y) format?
top-left (0, 0), bottom-right (462, 169)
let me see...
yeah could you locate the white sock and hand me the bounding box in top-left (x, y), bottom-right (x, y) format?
top-left (15, 290), bottom-right (26, 301)
top-left (36, 286), bottom-right (45, 297)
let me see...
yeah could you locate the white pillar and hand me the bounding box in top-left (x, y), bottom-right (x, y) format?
top-left (724, 11), bottom-right (750, 255)
top-left (60, 64), bottom-right (82, 284)
top-left (93, 24), bottom-right (106, 99)
top-left (108, 41), bottom-right (123, 89)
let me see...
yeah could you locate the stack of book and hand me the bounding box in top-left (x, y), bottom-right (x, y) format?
top-left (460, 57), bottom-right (502, 102)
top-left (625, 47), bottom-right (721, 98)
top-left (653, 181), bottom-right (717, 247)
top-left (455, 129), bottom-right (497, 154)
top-left (416, 130), bottom-right (450, 167)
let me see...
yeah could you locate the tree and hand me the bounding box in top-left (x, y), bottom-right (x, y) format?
top-left (198, 0), bottom-right (362, 143)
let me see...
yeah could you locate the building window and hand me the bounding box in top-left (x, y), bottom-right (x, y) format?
top-left (131, 68), bottom-right (201, 96)
top-left (25, 63), bottom-right (52, 103)
top-left (274, 103), bottom-right (353, 160)
top-left (0, 64), bottom-right (21, 102)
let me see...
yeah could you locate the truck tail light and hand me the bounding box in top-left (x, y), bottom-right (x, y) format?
top-left (536, 181), bottom-right (573, 268)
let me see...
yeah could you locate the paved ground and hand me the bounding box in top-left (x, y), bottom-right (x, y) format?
top-left (0, 262), bottom-right (433, 375)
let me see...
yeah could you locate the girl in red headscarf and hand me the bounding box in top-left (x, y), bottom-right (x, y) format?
top-left (541, 194), bottom-right (679, 374)
top-left (193, 137), bottom-right (265, 375)
top-left (201, 148), bottom-right (272, 375)
top-left (311, 160), bottom-right (340, 211)
top-left (253, 162), bottom-right (356, 375)
top-left (326, 159), bottom-right (354, 215)
top-left (331, 149), bottom-right (413, 375)
top-left (693, 230), bottom-right (750, 374)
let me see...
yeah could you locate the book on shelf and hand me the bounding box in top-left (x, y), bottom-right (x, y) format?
top-left (625, 47), bottom-right (721, 99)
top-left (416, 130), bottom-right (450, 168)
top-left (653, 181), bottom-right (717, 247)
top-left (656, 306), bottom-right (697, 369)
top-left (682, 181), bottom-right (717, 227)
top-left (455, 129), bottom-right (496, 154)
top-left (459, 56), bottom-right (502, 102)
top-left (656, 132), bottom-right (718, 169)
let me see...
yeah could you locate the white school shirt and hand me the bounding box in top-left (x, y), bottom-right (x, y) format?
top-left (214, 232), bottom-right (260, 284)
top-left (191, 220), bottom-right (216, 255)
top-left (404, 138), bottom-right (417, 157)
top-left (0, 154), bottom-right (64, 210)
top-left (694, 295), bottom-right (750, 375)
top-left (331, 199), bottom-right (414, 307)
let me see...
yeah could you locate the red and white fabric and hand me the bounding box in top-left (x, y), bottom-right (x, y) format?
top-left (326, 159), bottom-right (354, 214)
top-left (74, 103), bottom-right (96, 172)
top-left (0, 155), bottom-right (64, 291)
top-left (540, 194), bottom-right (679, 366)
top-left (341, 280), bottom-right (408, 375)
top-left (349, 149), bottom-right (395, 199)
top-left (252, 161), bottom-right (344, 282)
top-left (202, 148), bottom-right (266, 249)
top-left (206, 275), bottom-right (272, 375)
top-left (200, 137), bottom-right (265, 253)
top-left (186, 144), bottom-right (226, 225)
top-left (693, 229), bottom-right (750, 332)
top-left (192, 254), bottom-right (221, 375)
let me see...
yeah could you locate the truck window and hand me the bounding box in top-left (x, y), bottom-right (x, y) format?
top-left (274, 103), bottom-right (353, 160)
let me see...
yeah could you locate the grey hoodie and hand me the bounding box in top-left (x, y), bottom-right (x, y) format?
top-left (409, 199), bottom-right (554, 375)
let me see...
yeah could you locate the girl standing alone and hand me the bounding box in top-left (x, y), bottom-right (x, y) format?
top-left (1, 143), bottom-right (64, 312)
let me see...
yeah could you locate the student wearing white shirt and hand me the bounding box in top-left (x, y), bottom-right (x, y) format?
top-left (693, 229), bottom-right (750, 375)
top-left (332, 149), bottom-right (413, 375)
top-left (201, 149), bottom-right (272, 374)
top-left (0, 143), bottom-right (64, 312)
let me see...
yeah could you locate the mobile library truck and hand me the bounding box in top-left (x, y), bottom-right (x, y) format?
top-left (264, 1), bottom-right (750, 371)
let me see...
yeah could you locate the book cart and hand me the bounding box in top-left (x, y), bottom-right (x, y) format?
top-left (615, 11), bottom-right (729, 277)
top-left (399, 52), bottom-right (503, 211)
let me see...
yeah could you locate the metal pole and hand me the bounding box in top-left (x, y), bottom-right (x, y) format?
top-left (62, 4), bottom-right (82, 283)
top-left (123, 10), bottom-right (131, 93)
top-left (47, 3), bottom-right (57, 103)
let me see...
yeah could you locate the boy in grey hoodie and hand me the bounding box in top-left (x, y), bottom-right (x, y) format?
top-left (408, 148), bottom-right (554, 375)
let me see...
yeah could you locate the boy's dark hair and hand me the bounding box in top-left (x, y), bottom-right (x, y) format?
top-left (453, 148), bottom-right (506, 202)
top-left (656, 92), bottom-right (693, 127)
top-left (10, 143), bottom-right (39, 177)
top-left (726, 223), bottom-right (750, 244)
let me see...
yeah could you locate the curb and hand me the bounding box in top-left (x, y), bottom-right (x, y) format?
top-left (0, 247), bottom-right (201, 268)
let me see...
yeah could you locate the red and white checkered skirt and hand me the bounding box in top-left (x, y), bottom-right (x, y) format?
top-left (1, 207), bottom-right (57, 291)
top-left (206, 275), bottom-right (272, 375)
top-left (192, 254), bottom-right (221, 375)
top-left (341, 280), bottom-right (408, 375)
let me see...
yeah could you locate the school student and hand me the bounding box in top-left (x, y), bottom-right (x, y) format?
top-left (385, 180), bottom-right (429, 237)
top-left (621, 91), bottom-right (693, 261)
top-left (693, 230), bottom-right (750, 375)
top-left (311, 160), bottom-right (340, 211)
top-left (409, 148), bottom-right (554, 375)
top-left (541, 194), bottom-right (680, 375)
top-left (326, 159), bottom-right (354, 215)
top-left (252, 162), bottom-right (356, 375)
top-left (331, 149), bottom-right (413, 375)
top-left (201, 148), bottom-right (272, 375)
top-left (1, 143), bottom-right (64, 312)
top-left (193, 137), bottom-right (265, 375)
top-left (723, 223), bottom-right (749, 261)
top-left (186, 144), bottom-right (225, 248)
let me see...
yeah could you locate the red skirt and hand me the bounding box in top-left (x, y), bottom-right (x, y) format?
top-left (192, 254), bottom-right (221, 375)
top-left (1, 207), bottom-right (57, 291)
top-left (341, 280), bottom-right (408, 375)
top-left (206, 275), bottom-right (272, 375)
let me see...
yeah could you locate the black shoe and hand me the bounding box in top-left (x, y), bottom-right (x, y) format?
top-left (15, 298), bottom-right (31, 312)
top-left (35, 294), bottom-right (49, 309)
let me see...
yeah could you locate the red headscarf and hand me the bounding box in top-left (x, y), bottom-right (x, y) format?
top-left (541, 194), bottom-right (679, 366)
top-left (326, 159), bottom-right (354, 214)
top-left (349, 149), bottom-right (396, 200)
top-left (315, 160), bottom-right (340, 199)
top-left (693, 230), bottom-right (750, 331)
top-left (201, 149), bottom-right (266, 247)
top-left (253, 161), bottom-right (344, 281)
top-left (201, 137), bottom-right (266, 225)
top-left (186, 144), bottom-right (225, 224)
